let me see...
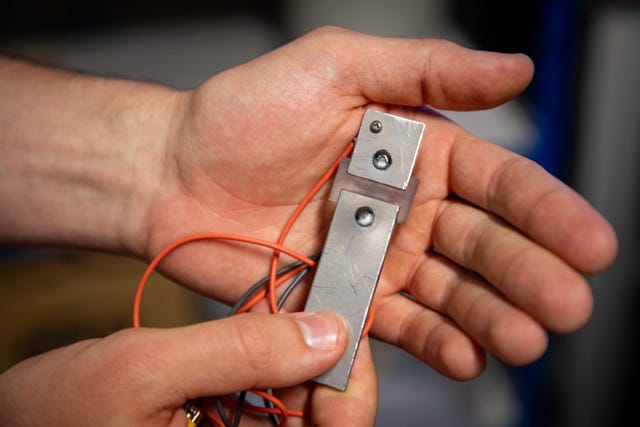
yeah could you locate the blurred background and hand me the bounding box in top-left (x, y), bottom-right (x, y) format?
top-left (1, 0), bottom-right (638, 426)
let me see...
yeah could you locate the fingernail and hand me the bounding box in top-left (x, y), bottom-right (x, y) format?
top-left (295, 312), bottom-right (340, 350)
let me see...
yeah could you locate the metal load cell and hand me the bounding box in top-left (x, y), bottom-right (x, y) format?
top-left (304, 109), bottom-right (425, 390)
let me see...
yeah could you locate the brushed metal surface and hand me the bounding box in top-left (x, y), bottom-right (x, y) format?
top-left (329, 158), bottom-right (419, 224)
top-left (348, 109), bottom-right (424, 190)
top-left (305, 190), bottom-right (399, 390)
top-left (305, 109), bottom-right (424, 390)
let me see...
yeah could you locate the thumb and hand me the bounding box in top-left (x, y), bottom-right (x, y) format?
top-left (305, 27), bottom-right (534, 110)
top-left (147, 312), bottom-right (348, 398)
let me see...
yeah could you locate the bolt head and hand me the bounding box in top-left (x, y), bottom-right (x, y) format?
top-left (369, 120), bottom-right (383, 133)
top-left (372, 150), bottom-right (392, 170)
top-left (355, 206), bottom-right (375, 227)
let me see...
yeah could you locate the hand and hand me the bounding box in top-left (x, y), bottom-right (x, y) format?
top-left (0, 312), bottom-right (377, 426)
top-left (136, 27), bottom-right (617, 380)
top-left (0, 25), bottom-right (618, 427)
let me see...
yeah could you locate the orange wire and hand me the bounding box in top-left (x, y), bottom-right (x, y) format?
top-left (209, 391), bottom-right (303, 426)
top-left (203, 408), bottom-right (226, 427)
top-left (236, 264), bottom-right (309, 314)
top-left (267, 142), bottom-right (355, 313)
top-left (363, 306), bottom-right (375, 337)
top-left (250, 389), bottom-right (295, 426)
top-left (133, 233), bottom-right (315, 328)
top-left (240, 401), bottom-right (304, 417)
top-left (131, 141), bottom-right (377, 425)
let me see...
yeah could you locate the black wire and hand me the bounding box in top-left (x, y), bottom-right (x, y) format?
top-left (254, 264), bottom-right (313, 426)
top-left (277, 264), bottom-right (312, 310)
top-left (214, 396), bottom-right (232, 427)
top-left (215, 254), bottom-right (318, 427)
top-left (399, 289), bottom-right (417, 302)
top-left (214, 391), bottom-right (246, 427)
top-left (227, 257), bottom-right (316, 316)
top-left (263, 388), bottom-right (279, 427)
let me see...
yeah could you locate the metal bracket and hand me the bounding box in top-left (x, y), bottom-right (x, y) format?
top-left (304, 109), bottom-right (425, 390)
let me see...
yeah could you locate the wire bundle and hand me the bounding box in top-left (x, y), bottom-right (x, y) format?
top-left (132, 143), bottom-right (357, 426)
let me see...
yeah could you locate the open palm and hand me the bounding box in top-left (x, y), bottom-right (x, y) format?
top-left (143, 27), bottom-right (617, 382)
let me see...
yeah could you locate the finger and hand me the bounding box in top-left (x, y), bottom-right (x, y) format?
top-left (302, 27), bottom-right (534, 110)
top-left (448, 131), bottom-right (618, 274)
top-left (268, 385), bottom-right (312, 427)
top-left (125, 312), bottom-right (348, 399)
top-left (406, 251), bottom-right (548, 365)
top-left (311, 337), bottom-right (378, 427)
top-left (373, 293), bottom-right (486, 380)
top-left (432, 199), bottom-right (593, 333)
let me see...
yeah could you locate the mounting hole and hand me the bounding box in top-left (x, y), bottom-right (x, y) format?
top-left (355, 206), bottom-right (375, 227)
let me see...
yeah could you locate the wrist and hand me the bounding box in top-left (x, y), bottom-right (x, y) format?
top-left (0, 56), bottom-right (187, 254)
top-left (104, 83), bottom-right (189, 256)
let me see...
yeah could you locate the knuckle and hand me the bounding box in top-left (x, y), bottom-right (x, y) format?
top-left (232, 316), bottom-right (279, 375)
top-left (99, 329), bottom-right (163, 388)
top-left (309, 25), bottom-right (350, 38)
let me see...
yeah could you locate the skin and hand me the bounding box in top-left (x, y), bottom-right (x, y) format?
top-left (0, 26), bottom-right (617, 426)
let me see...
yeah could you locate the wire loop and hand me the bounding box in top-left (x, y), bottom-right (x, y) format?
top-left (132, 142), bottom-right (367, 426)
